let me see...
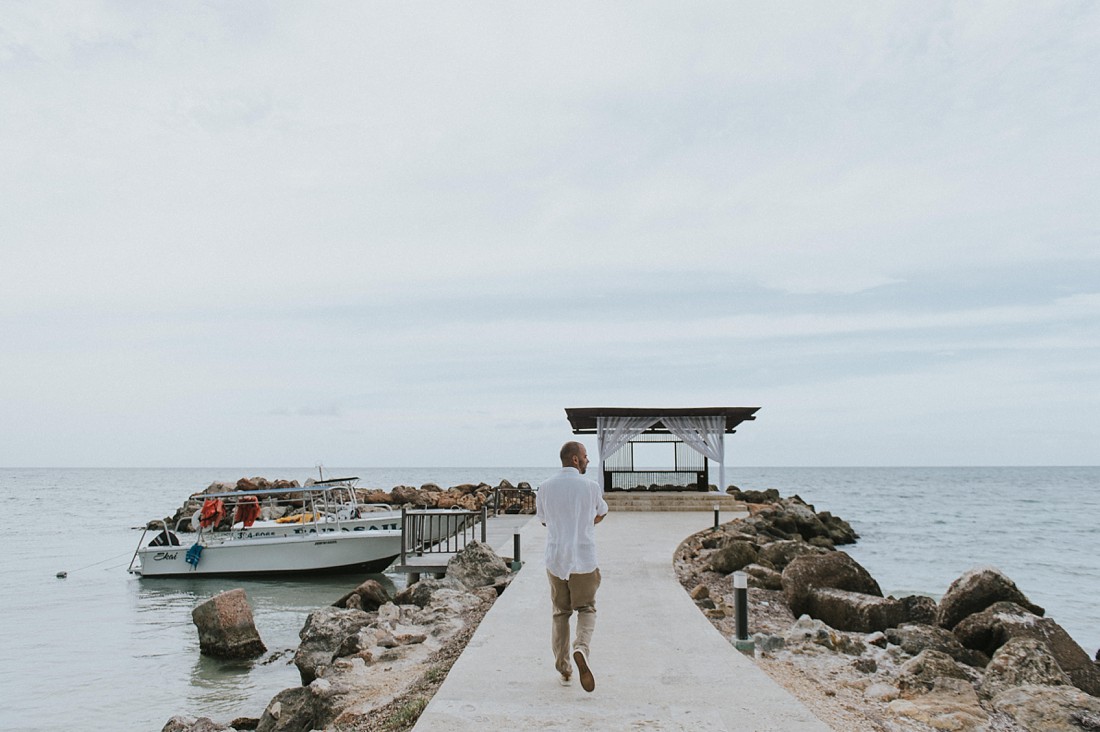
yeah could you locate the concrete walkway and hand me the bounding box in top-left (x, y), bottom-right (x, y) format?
top-left (413, 511), bottom-right (832, 732)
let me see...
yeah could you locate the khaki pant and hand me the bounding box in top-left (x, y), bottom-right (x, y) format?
top-left (547, 568), bottom-right (601, 677)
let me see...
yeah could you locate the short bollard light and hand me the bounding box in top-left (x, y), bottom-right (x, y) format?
top-left (732, 570), bottom-right (754, 652)
top-left (712, 504), bottom-right (720, 530)
top-left (511, 532), bottom-right (523, 571)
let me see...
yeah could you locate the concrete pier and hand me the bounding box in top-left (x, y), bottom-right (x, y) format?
top-left (412, 511), bottom-right (831, 731)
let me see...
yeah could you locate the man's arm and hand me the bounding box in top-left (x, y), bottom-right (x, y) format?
top-left (594, 513), bottom-right (605, 524)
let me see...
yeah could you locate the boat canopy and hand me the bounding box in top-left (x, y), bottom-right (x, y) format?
top-left (197, 481), bottom-right (358, 500)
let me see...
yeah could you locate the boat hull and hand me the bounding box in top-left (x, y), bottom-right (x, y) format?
top-left (134, 530), bottom-right (403, 577)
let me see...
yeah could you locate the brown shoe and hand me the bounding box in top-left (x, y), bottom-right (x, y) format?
top-left (573, 649), bottom-right (595, 692)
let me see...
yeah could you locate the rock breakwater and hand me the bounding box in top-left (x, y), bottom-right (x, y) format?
top-left (162, 541), bottom-right (515, 732)
top-left (676, 491), bottom-right (1100, 731)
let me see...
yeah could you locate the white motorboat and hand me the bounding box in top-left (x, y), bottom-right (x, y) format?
top-left (128, 478), bottom-right (469, 578)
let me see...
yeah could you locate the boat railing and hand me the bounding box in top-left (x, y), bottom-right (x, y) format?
top-left (399, 505), bottom-right (488, 567)
top-left (128, 518), bottom-right (175, 573)
top-left (492, 487), bottom-right (536, 516)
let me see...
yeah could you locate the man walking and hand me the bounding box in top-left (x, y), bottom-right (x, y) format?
top-left (536, 441), bottom-right (608, 692)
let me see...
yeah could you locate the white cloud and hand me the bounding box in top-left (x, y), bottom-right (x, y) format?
top-left (1, 2), bottom-right (1098, 465)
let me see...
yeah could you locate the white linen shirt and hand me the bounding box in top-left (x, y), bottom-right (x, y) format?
top-left (536, 467), bottom-right (609, 580)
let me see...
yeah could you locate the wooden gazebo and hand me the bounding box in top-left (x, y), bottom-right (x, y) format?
top-left (565, 407), bottom-right (760, 493)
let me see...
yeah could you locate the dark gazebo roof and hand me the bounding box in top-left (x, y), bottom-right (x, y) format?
top-left (565, 407), bottom-right (760, 434)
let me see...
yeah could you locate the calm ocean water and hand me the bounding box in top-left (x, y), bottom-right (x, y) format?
top-left (2, 466), bottom-right (1096, 731)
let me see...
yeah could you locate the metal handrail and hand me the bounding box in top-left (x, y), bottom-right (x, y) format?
top-left (493, 487), bottom-right (536, 516)
top-left (399, 505), bottom-right (488, 566)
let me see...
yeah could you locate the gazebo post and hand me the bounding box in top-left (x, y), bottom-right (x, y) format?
top-left (719, 430), bottom-right (726, 494)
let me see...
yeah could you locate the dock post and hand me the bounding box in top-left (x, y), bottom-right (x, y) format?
top-left (400, 507), bottom-right (407, 567)
top-left (511, 532), bottom-right (522, 571)
top-left (480, 506), bottom-right (488, 543)
top-left (408, 572), bottom-right (421, 585)
top-left (732, 570), bottom-right (753, 652)
top-left (712, 504), bottom-right (720, 530)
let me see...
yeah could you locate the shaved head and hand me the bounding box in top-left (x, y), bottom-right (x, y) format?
top-left (560, 441), bottom-right (590, 473)
top-left (560, 441), bottom-right (585, 464)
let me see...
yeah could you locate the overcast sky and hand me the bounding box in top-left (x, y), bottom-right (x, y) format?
top-left (2, 2), bottom-right (1098, 468)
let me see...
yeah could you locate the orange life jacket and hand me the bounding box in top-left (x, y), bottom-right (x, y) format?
top-left (199, 498), bottom-right (226, 528)
top-left (233, 495), bottom-right (262, 527)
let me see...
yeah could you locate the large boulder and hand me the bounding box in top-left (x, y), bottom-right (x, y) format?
top-left (884, 623), bottom-right (989, 668)
top-left (887, 676), bottom-right (988, 730)
top-left (896, 649), bottom-right (976, 697)
top-left (803, 587), bottom-right (908, 633)
top-left (774, 501), bottom-right (831, 542)
top-left (445, 541), bottom-right (510, 589)
top-left (390, 485), bottom-right (425, 505)
top-left (742, 563), bottom-right (784, 590)
top-left (358, 489), bottom-right (393, 505)
top-left (294, 607), bottom-right (374, 685)
top-left (781, 551), bottom-right (882, 618)
top-left (756, 540), bottom-right (825, 571)
top-left (256, 686), bottom-right (315, 732)
top-left (980, 637), bottom-right (1072, 699)
top-left (935, 567), bottom-right (1044, 630)
top-left (707, 540), bottom-right (758, 574)
top-left (332, 579), bottom-right (391, 612)
top-left (953, 601), bottom-right (1100, 696)
top-left (898, 595), bottom-right (937, 626)
top-left (394, 577), bottom-right (458, 608)
top-left (815, 511), bottom-right (858, 545)
top-left (191, 588), bottom-right (266, 659)
top-left (992, 684), bottom-right (1100, 732)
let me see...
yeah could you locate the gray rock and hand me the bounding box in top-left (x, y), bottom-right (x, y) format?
top-left (446, 541), bottom-right (510, 589)
top-left (896, 649), bottom-right (975, 696)
top-left (935, 567), bottom-right (1044, 630)
top-left (885, 623), bottom-right (989, 668)
top-left (756, 540), bottom-right (825, 571)
top-left (816, 510), bottom-right (858, 545)
top-left (162, 716), bottom-right (231, 732)
top-left (393, 577), bottom-right (459, 608)
top-left (707, 540), bottom-right (758, 574)
top-left (887, 676), bottom-right (989, 730)
top-left (753, 633), bottom-right (786, 653)
top-left (804, 586), bottom-right (907, 633)
top-left (256, 686), bottom-right (314, 732)
top-left (992, 683), bottom-right (1100, 732)
top-left (898, 594), bottom-right (937, 625)
top-left (293, 607), bottom-right (374, 685)
top-left (864, 682), bottom-right (900, 701)
top-left (191, 588), bottom-right (266, 659)
top-left (782, 614), bottom-right (865, 655)
top-left (742, 563), bottom-right (784, 590)
top-left (981, 637), bottom-right (1072, 699)
top-left (953, 601), bottom-right (1100, 696)
top-left (781, 551), bottom-right (882, 618)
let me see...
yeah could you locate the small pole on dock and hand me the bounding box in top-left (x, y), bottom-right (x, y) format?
top-left (712, 503), bottom-right (720, 530)
top-left (732, 570), bottom-right (754, 652)
top-left (512, 532), bottom-right (522, 571)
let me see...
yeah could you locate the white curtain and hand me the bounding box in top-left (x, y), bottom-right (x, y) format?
top-left (663, 415), bottom-right (727, 493)
top-left (596, 415), bottom-right (660, 491)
